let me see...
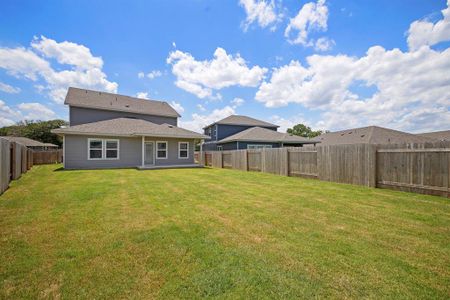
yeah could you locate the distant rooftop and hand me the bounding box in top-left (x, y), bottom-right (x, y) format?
top-left (204, 115), bottom-right (279, 129)
top-left (218, 127), bottom-right (315, 144)
top-left (65, 87), bottom-right (180, 118)
top-left (416, 130), bottom-right (450, 142)
top-left (317, 126), bottom-right (436, 146)
top-left (0, 136), bottom-right (58, 147)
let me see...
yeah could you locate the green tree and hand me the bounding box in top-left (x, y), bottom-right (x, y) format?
top-left (286, 123), bottom-right (324, 138)
top-left (0, 119), bottom-right (68, 147)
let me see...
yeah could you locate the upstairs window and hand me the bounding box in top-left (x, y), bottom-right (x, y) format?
top-left (178, 142), bottom-right (189, 159)
top-left (156, 141), bottom-right (168, 159)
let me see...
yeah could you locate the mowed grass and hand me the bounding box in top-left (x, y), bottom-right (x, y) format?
top-left (0, 165), bottom-right (449, 299)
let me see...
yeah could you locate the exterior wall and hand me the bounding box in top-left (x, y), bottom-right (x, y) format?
top-left (64, 135), bottom-right (141, 169)
top-left (64, 135), bottom-right (196, 169)
top-left (70, 106), bottom-right (178, 126)
top-left (144, 137), bottom-right (195, 166)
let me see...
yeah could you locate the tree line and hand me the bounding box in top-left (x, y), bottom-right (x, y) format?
top-left (0, 120), bottom-right (68, 147)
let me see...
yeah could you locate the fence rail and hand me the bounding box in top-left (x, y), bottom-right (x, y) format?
top-left (196, 142), bottom-right (450, 198)
top-left (0, 137), bottom-right (62, 195)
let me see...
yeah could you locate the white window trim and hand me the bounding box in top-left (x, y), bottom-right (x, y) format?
top-left (87, 138), bottom-right (120, 160)
top-left (217, 145), bottom-right (223, 151)
top-left (156, 141), bottom-right (168, 159)
top-left (104, 139), bottom-right (120, 160)
top-left (88, 138), bottom-right (103, 160)
top-left (178, 141), bottom-right (189, 159)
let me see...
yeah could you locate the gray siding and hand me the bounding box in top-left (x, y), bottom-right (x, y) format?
top-left (144, 137), bottom-right (195, 166)
top-left (64, 135), bottom-right (195, 169)
top-left (70, 106), bottom-right (178, 126)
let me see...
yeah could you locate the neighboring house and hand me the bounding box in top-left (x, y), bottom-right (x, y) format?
top-left (316, 126), bottom-right (437, 146)
top-left (217, 127), bottom-right (316, 150)
top-left (416, 130), bottom-right (450, 142)
top-left (52, 87), bottom-right (208, 169)
top-left (0, 136), bottom-right (58, 150)
top-left (202, 115), bottom-right (315, 150)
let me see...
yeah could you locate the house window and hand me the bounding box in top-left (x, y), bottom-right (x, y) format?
top-left (156, 141), bottom-right (168, 159)
top-left (88, 138), bottom-right (120, 160)
top-left (105, 140), bottom-right (119, 159)
top-left (178, 142), bottom-right (189, 159)
top-left (217, 146), bottom-right (223, 151)
top-left (247, 144), bottom-right (272, 149)
top-left (89, 139), bottom-right (103, 159)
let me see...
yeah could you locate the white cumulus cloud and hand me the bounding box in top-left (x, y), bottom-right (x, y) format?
top-left (285, 0), bottom-right (331, 48)
top-left (135, 92), bottom-right (149, 99)
top-left (169, 101), bottom-right (184, 114)
top-left (17, 102), bottom-right (56, 120)
top-left (257, 3), bottom-right (450, 132)
top-left (407, 0), bottom-right (450, 50)
top-left (167, 47), bottom-right (267, 99)
top-left (179, 105), bottom-right (236, 132)
top-left (0, 36), bottom-right (118, 103)
top-left (231, 97), bottom-right (245, 108)
top-left (239, 0), bottom-right (281, 31)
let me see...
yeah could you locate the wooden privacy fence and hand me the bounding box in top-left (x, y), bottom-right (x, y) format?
top-left (0, 139), bottom-right (34, 195)
top-left (0, 137), bottom-right (62, 195)
top-left (33, 149), bottom-right (63, 165)
top-left (197, 142), bottom-right (450, 198)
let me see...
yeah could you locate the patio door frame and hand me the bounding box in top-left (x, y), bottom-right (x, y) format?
top-left (143, 140), bottom-right (155, 166)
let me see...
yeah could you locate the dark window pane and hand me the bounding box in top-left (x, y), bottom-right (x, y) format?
top-left (157, 143), bottom-right (167, 150)
top-left (157, 150), bottom-right (166, 158)
top-left (90, 149), bottom-right (102, 158)
top-left (106, 141), bottom-right (118, 149)
top-left (90, 140), bottom-right (102, 149)
top-left (180, 143), bottom-right (188, 150)
top-left (106, 150), bottom-right (118, 158)
top-left (180, 150), bottom-right (188, 158)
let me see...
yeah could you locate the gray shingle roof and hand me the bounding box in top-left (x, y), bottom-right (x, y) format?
top-left (417, 130), bottom-right (450, 141)
top-left (52, 118), bottom-right (208, 139)
top-left (65, 87), bottom-right (180, 118)
top-left (0, 136), bottom-right (58, 147)
top-left (204, 115), bottom-right (278, 129)
top-left (316, 126), bottom-right (437, 145)
top-left (217, 127), bottom-right (316, 144)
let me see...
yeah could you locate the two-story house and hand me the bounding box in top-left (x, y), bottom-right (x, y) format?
top-left (52, 87), bottom-right (207, 169)
top-left (202, 115), bottom-right (316, 151)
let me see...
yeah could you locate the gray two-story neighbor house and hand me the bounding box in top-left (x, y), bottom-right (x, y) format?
top-left (52, 87), bottom-right (208, 169)
top-left (202, 115), bottom-right (316, 151)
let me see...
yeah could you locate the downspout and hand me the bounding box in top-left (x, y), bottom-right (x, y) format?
top-left (141, 136), bottom-right (145, 167)
top-left (63, 134), bottom-right (66, 169)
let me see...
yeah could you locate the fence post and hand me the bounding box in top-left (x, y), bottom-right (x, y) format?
top-left (368, 144), bottom-right (377, 187)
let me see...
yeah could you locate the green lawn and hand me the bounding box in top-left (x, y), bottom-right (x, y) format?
top-left (0, 165), bottom-right (449, 299)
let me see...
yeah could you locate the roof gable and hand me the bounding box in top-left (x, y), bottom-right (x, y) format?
top-left (204, 115), bottom-right (278, 129)
top-left (65, 87), bottom-right (180, 118)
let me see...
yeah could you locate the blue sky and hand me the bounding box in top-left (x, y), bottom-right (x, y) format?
top-left (0, 0), bottom-right (449, 133)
